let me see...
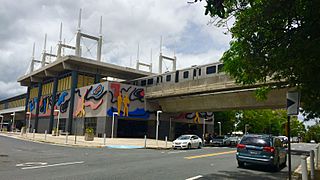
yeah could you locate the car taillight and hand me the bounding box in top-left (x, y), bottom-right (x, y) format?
top-left (237, 144), bottom-right (246, 149)
top-left (263, 146), bottom-right (275, 153)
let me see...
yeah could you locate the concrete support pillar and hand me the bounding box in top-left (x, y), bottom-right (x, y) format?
top-left (97, 36), bottom-right (102, 61)
top-left (173, 56), bottom-right (177, 71)
top-left (34, 82), bottom-right (42, 133)
top-left (94, 74), bottom-right (101, 84)
top-left (75, 31), bottom-right (81, 57)
top-left (24, 87), bottom-right (30, 126)
top-left (158, 53), bottom-right (162, 74)
top-left (49, 77), bottom-right (58, 132)
top-left (66, 71), bottom-right (78, 133)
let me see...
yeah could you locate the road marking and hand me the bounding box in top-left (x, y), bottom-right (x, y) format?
top-left (168, 150), bottom-right (187, 154)
top-left (16, 162), bottom-right (48, 167)
top-left (184, 150), bottom-right (236, 159)
top-left (21, 161), bottom-right (84, 170)
top-left (185, 175), bottom-right (203, 180)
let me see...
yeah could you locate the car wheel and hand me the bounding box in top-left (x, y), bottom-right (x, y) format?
top-left (188, 143), bottom-right (191, 149)
top-left (198, 142), bottom-right (202, 149)
top-left (238, 161), bottom-right (245, 168)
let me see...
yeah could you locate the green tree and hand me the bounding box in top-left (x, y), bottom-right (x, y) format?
top-left (304, 124), bottom-right (320, 143)
top-left (193, 0), bottom-right (320, 119)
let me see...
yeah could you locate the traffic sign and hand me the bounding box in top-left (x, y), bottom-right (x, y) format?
top-left (287, 91), bottom-right (300, 115)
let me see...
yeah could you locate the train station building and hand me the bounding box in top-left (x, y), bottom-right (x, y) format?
top-left (0, 20), bottom-right (215, 140)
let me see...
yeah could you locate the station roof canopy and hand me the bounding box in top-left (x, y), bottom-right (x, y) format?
top-left (18, 55), bottom-right (153, 86)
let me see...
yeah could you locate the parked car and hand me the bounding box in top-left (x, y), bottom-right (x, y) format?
top-left (225, 136), bottom-right (241, 146)
top-left (172, 135), bottom-right (202, 149)
top-left (236, 134), bottom-right (287, 171)
top-left (210, 135), bottom-right (229, 146)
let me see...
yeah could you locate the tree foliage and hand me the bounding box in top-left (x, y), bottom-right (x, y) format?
top-left (194, 0), bottom-right (320, 119)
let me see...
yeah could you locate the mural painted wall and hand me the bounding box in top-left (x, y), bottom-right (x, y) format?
top-left (174, 112), bottom-right (215, 124)
top-left (37, 90), bottom-right (71, 118)
top-left (28, 81), bottom-right (150, 120)
top-left (107, 82), bottom-right (149, 119)
top-left (73, 82), bottom-right (108, 118)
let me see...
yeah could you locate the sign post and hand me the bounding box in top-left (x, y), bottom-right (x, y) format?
top-left (286, 91), bottom-right (300, 180)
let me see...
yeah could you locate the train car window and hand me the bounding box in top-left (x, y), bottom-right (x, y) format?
top-left (147, 78), bottom-right (154, 85)
top-left (193, 69), bottom-right (196, 77)
top-left (175, 71), bottom-right (179, 83)
top-left (160, 76), bottom-right (163, 83)
top-left (166, 75), bottom-right (171, 82)
top-left (218, 64), bottom-right (224, 73)
top-left (156, 77), bottom-right (159, 83)
top-left (141, 80), bottom-right (147, 86)
top-left (199, 69), bottom-right (202, 76)
top-left (206, 66), bottom-right (216, 74)
top-left (183, 71), bottom-right (189, 79)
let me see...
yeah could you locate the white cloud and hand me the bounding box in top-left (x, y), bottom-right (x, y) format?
top-left (0, 0), bottom-right (231, 99)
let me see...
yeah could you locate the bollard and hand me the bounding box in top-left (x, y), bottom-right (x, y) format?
top-left (44, 130), bottom-right (47, 141)
top-left (32, 129), bottom-right (35, 140)
top-left (301, 155), bottom-right (308, 180)
top-left (65, 132), bottom-right (68, 144)
top-left (103, 133), bottom-right (106, 145)
top-left (144, 135), bottom-right (147, 148)
top-left (165, 136), bottom-right (168, 149)
top-left (310, 150), bottom-right (315, 179)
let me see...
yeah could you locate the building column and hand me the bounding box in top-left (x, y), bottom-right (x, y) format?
top-left (94, 74), bottom-right (101, 84)
top-left (66, 71), bottom-right (78, 133)
top-left (35, 82), bottom-right (43, 132)
top-left (24, 87), bottom-right (30, 126)
top-left (49, 77), bottom-right (58, 132)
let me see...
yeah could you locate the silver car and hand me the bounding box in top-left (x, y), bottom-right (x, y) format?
top-left (172, 135), bottom-right (203, 149)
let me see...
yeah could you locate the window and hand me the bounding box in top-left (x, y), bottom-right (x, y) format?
top-left (156, 77), bottom-right (159, 83)
top-left (198, 69), bottom-right (202, 76)
top-left (147, 78), bottom-right (154, 85)
top-left (183, 71), bottom-right (189, 79)
top-left (141, 80), bottom-right (146, 86)
top-left (218, 64), bottom-right (224, 73)
top-left (206, 66), bottom-right (216, 74)
top-left (166, 75), bottom-right (171, 82)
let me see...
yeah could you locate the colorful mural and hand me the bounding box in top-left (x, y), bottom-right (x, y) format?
top-left (74, 83), bottom-right (107, 118)
top-left (107, 82), bottom-right (149, 119)
top-left (34, 90), bottom-right (71, 118)
top-left (29, 81), bottom-right (149, 120)
top-left (175, 112), bottom-right (214, 124)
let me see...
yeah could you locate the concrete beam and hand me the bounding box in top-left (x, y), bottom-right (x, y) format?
top-left (44, 70), bottom-right (58, 77)
top-left (30, 76), bottom-right (42, 83)
top-left (157, 88), bottom-right (288, 113)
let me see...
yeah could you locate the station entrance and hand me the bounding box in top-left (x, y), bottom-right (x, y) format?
top-left (117, 119), bottom-right (148, 138)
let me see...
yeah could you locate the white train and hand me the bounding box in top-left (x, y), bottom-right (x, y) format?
top-left (129, 62), bottom-right (224, 87)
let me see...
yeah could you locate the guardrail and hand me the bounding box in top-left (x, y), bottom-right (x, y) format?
top-left (300, 144), bottom-right (319, 180)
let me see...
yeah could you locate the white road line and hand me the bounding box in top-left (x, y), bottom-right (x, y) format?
top-left (168, 150), bottom-right (187, 154)
top-left (21, 161), bottom-right (84, 170)
top-left (185, 175), bottom-right (203, 180)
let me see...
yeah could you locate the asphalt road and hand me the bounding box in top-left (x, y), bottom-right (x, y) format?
top-left (0, 136), bottom-right (310, 180)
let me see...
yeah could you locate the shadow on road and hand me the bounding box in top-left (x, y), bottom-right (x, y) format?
top-left (202, 165), bottom-right (287, 180)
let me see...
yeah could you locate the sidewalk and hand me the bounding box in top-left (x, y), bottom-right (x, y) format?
top-left (0, 131), bottom-right (172, 149)
top-left (292, 150), bottom-right (320, 180)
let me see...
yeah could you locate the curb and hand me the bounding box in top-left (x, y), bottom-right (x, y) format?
top-left (0, 133), bottom-right (172, 150)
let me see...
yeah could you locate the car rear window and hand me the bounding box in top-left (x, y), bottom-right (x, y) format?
top-left (240, 136), bottom-right (271, 147)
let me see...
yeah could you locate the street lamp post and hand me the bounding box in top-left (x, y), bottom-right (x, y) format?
top-left (218, 122), bottom-right (221, 136)
top-left (156, 110), bottom-right (162, 147)
top-left (10, 112), bottom-right (15, 132)
top-left (26, 112), bottom-right (31, 133)
top-left (203, 118), bottom-right (207, 141)
top-left (111, 112), bottom-right (118, 139)
top-left (0, 115), bottom-right (3, 132)
top-left (54, 110), bottom-right (61, 136)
